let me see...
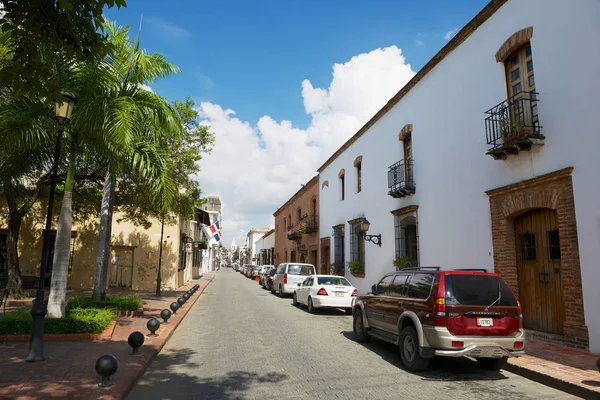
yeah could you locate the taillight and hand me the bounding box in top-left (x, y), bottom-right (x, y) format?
top-left (514, 341), bottom-right (524, 348)
top-left (316, 287), bottom-right (328, 296)
top-left (283, 273), bottom-right (287, 284)
top-left (351, 289), bottom-right (358, 297)
top-left (517, 300), bottom-right (523, 328)
top-left (451, 341), bottom-right (463, 348)
top-left (433, 298), bottom-right (446, 327)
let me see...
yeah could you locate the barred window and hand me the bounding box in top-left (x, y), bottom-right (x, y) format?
top-left (333, 227), bottom-right (345, 267)
top-left (350, 222), bottom-right (365, 264)
top-left (394, 214), bottom-right (419, 267)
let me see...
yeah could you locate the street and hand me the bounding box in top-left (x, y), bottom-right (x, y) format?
top-left (127, 268), bottom-right (575, 400)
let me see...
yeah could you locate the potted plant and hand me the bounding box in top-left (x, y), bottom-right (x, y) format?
top-left (393, 256), bottom-right (415, 271)
top-left (348, 261), bottom-right (364, 277)
top-left (330, 262), bottom-right (344, 276)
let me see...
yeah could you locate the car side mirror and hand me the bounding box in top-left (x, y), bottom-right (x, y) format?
top-left (371, 284), bottom-right (378, 294)
top-left (297, 283), bottom-right (301, 287)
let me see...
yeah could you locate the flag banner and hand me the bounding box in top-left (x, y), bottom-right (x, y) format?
top-left (208, 221), bottom-right (221, 242)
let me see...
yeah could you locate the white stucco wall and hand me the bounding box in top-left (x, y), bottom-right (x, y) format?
top-left (263, 233), bottom-right (275, 249)
top-left (319, 0), bottom-right (600, 352)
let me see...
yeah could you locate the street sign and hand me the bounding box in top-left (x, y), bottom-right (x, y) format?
top-left (185, 243), bottom-right (193, 253)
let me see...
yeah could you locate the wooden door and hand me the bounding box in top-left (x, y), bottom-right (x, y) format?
top-left (515, 209), bottom-right (564, 335)
top-left (110, 248), bottom-right (134, 288)
top-left (504, 43), bottom-right (538, 132)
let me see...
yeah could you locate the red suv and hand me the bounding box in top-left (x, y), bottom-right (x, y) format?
top-left (351, 267), bottom-right (525, 372)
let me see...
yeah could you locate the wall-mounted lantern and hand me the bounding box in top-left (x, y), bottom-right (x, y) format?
top-left (361, 219), bottom-right (381, 247)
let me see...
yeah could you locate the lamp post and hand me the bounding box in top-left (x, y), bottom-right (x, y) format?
top-left (26, 91), bottom-right (77, 363)
top-left (360, 219), bottom-right (382, 247)
top-left (156, 214), bottom-right (165, 296)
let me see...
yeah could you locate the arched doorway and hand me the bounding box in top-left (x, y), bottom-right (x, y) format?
top-left (514, 208), bottom-right (565, 335)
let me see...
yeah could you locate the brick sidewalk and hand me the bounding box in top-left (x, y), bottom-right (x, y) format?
top-left (0, 273), bottom-right (216, 400)
top-left (507, 338), bottom-right (600, 399)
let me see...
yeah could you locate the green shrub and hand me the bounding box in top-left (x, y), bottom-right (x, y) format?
top-left (66, 295), bottom-right (142, 311)
top-left (0, 307), bottom-right (115, 335)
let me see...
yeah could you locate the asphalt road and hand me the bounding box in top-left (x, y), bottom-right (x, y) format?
top-left (127, 267), bottom-right (574, 400)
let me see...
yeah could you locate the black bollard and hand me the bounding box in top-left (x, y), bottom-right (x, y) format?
top-left (146, 318), bottom-right (160, 337)
top-left (128, 331), bottom-right (144, 355)
top-left (177, 297), bottom-right (185, 307)
top-left (160, 309), bottom-right (172, 324)
top-left (95, 355), bottom-right (118, 387)
top-left (183, 293), bottom-right (190, 301)
top-left (170, 301), bottom-right (180, 315)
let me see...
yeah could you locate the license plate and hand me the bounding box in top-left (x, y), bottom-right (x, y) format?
top-left (335, 292), bottom-right (344, 297)
top-left (477, 318), bottom-right (493, 327)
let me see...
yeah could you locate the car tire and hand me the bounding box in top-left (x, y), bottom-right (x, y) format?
top-left (399, 326), bottom-right (430, 372)
top-left (293, 292), bottom-right (298, 306)
top-left (477, 357), bottom-right (508, 371)
top-left (307, 297), bottom-right (316, 314)
top-left (278, 285), bottom-right (284, 298)
top-left (270, 284), bottom-right (276, 294)
top-left (352, 309), bottom-right (370, 342)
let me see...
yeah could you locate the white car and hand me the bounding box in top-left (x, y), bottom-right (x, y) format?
top-left (293, 275), bottom-right (358, 314)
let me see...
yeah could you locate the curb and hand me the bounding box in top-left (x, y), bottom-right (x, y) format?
top-left (505, 363), bottom-right (599, 400)
top-left (119, 275), bottom-right (216, 400)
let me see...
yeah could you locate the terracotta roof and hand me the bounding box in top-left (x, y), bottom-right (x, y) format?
top-left (273, 175), bottom-right (319, 216)
top-left (317, 0), bottom-right (507, 173)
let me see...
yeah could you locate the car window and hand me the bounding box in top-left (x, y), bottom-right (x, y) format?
top-left (445, 275), bottom-right (517, 306)
top-left (287, 264), bottom-right (315, 275)
top-left (277, 265), bottom-right (286, 273)
top-left (269, 269), bottom-right (276, 276)
top-left (317, 277), bottom-right (351, 286)
top-left (376, 275), bottom-right (394, 294)
top-left (386, 275), bottom-right (409, 296)
top-left (301, 277), bottom-right (311, 286)
top-left (406, 273), bottom-right (434, 299)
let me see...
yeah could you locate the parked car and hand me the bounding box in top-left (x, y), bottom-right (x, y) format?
top-left (271, 263), bottom-right (316, 297)
top-left (246, 266), bottom-right (255, 278)
top-left (293, 275), bottom-right (358, 314)
top-left (351, 267), bottom-right (525, 372)
top-left (263, 268), bottom-right (277, 291)
top-left (252, 266), bottom-right (264, 279)
top-left (259, 266), bottom-right (274, 286)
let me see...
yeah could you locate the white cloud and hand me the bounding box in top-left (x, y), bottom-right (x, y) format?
top-left (140, 84), bottom-right (153, 93)
top-left (146, 17), bottom-right (190, 39)
top-left (193, 70), bottom-right (216, 90)
top-left (444, 28), bottom-right (458, 41)
top-left (196, 46), bottom-right (416, 248)
top-left (416, 40), bottom-right (424, 46)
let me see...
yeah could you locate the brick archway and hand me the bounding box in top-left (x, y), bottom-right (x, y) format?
top-left (486, 167), bottom-right (589, 349)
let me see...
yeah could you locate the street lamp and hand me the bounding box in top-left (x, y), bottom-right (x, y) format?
top-left (361, 219), bottom-right (382, 247)
top-left (26, 91), bottom-right (77, 362)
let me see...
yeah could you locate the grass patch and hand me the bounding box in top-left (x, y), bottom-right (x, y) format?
top-left (0, 307), bottom-right (115, 335)
top-left (66, 295), bottom-right (142, 311)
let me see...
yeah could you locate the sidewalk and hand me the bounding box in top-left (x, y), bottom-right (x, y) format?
top-left (0, 272), bottom-right (216, 400)
top-left (507, 338), bottom-right (600, 399)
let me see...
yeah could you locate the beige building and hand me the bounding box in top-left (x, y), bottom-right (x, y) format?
top-left (1, 207), bottom-right (210, 292)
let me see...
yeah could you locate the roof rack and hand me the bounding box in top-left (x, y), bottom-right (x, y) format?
top-left (453, 269), bottom-right (488, 272)
top-left (400, 266), bottom-right (441, 271)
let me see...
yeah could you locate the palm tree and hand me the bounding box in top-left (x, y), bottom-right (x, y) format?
top-left (46, 22), bottom-right (182, 316)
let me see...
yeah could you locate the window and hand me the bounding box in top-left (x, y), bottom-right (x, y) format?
top-left (297, 208), bottom-right (302, 222)
top-left (376, 275), bottom-right (394, 293)
top-left (340, 174), bottom-right (345, 201)
top-left (317, 276), bottom-right (350, 286)
top-left (288, 215), bottom-right (292, 228)
top-left (287, 264), bottom-right (315, 275)
top-left (394, 213), bottom-right (419, 267)
top-left (548, 229), bottom-right (560, 260)
top-left (406, 273), bottom-right (434, 299)
top-left (403, 133), bottom-right (413, 183)
top-left (311, 198), bottom-right (317, 216)
top-left (387, 274), bottom-right (409, 296)
top-left (179, 235), bottom-right (188, 270)
top-left (356, 162), bottom-right (362, 193)
top-left (290, 250), bottom-right (296, 262)
top-left (504, 43), bottom-right (538, 129)
top-left (520, 233), bottom-right (536, 261)
top-left (445, 275), bottom-right (517, 306)
top-left (349, 221), bottom-right (365, 264)
top-left (333, 226), bottom-right (345, 270)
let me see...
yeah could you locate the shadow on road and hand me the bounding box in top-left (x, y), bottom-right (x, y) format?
top-left (128, 347), bottom-right (289, 400)
top-left (339, 330), bottom-right (509, 383)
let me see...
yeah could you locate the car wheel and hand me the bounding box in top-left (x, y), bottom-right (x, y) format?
top-left (352, 309), bottom-right (370, 342)
top-left (292, 292), bottom-right (298, 306)
top-left (270, 284), bottom-right (276, 294)
top-left (399, 326), bottom-right (430, 372)
top-left (477, 357), bottom-right (508, 371)
top-left (307, 297), bottom-right (316, 314)
top-left (278, 285), bottom-right (284, 298)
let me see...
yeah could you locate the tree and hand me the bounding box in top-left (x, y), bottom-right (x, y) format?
top-left (47, 21), bottom-right (182, 314)
top-left (0, 0), bottom-right (127, 99)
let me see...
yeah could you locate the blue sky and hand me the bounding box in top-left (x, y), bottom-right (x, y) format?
top-left (105, 0), bottom-right (489, 247)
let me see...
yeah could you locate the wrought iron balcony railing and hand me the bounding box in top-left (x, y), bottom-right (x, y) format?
top-left (485, 91), bottom-right (544, 160)
top-left (303, 214), bottom-right (319, 234)
top-left (388, 159), bottom-right (415, 199)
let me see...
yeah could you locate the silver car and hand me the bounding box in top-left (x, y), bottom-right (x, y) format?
top-left (271, 263), bottom-right (316, 297)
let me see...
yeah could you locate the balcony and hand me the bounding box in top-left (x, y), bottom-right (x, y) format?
top-left (388, 159), bottom-right (415, 198)
top-left (485, 91), bottom-right (544, 160)
top-left (304, 214), bottom-right (319, 234)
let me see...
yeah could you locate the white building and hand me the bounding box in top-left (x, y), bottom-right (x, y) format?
top-left (200, 196), bottom-right (223, 272)
top-left (318, 0), bottom-right (599, 352)
top-left (246, 227), bottom-right (272, 265)
top-left (255, 229), bottom-right (275, 265)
